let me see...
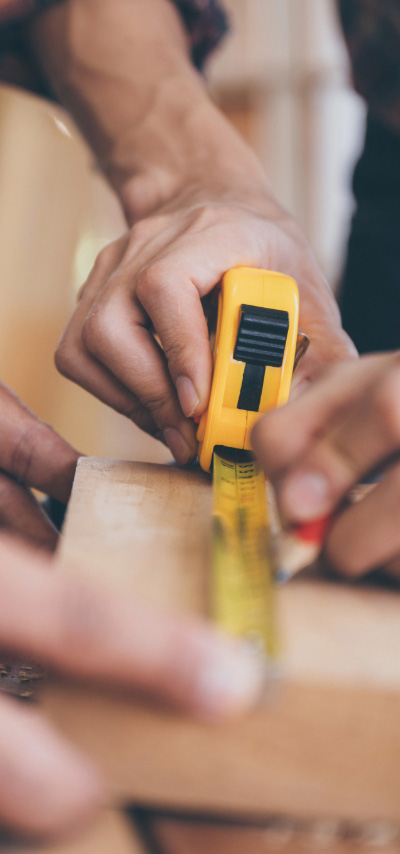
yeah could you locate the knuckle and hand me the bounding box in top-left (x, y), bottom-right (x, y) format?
top-left (136, 262), bottom-right (169, 303)
top-left (77, 238), bottom-right (125, 300)
top-left (117, 399), bottom-right (156, 433)
top-left (92, 238), bottom-right (124, 276)
top-left (54, 335), bottom-right (77, 379)
top-left (116, 399), bottom-right (141, 421)
top-left (81, 306), bottom-right (111, 356)
top-left (138, 388), bottom-right (171, 424)
top-left (93, 243), bottom-right (113, 270)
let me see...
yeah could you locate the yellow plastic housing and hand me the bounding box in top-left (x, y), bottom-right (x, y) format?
top-left (197, 267), bottom-right (299, 472)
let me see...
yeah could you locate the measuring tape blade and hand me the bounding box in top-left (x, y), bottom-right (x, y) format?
top-left (212, 447), bottom-right (279, 661)
top-left (197, 268), bottom-right (302, 661)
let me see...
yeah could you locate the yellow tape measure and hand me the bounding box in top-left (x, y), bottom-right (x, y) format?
top-left (212, 448), bottom-right (277, 659)
top-left (197, 267), bottom-right (300, 659)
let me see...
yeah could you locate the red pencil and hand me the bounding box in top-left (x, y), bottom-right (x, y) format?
top-left (276, 514), bottom-right (333, 581)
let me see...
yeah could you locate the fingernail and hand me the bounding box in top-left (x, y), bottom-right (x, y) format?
top-left (176, 376), bottom-right (200, 418)
top-left (163, 427), bottom-right (193, 465)
top-left (195, 638), bottom-right (268, 718)
top-left (282, 471), bottom-right (331, 521)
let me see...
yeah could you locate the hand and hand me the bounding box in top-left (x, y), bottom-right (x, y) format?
top-left (0, 382), bottom-right (79, 550)
top-left (55, 187), bottom-right (355, 466)
top-left (0, 536), bottom-right (264, 841)
top-left (252, 352), bottom-right (400, 579)
top-left (28, 0), bottom-right (355, 465)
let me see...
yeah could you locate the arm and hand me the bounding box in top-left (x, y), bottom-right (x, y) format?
top-left (27, 0), bottom-right (356, 463)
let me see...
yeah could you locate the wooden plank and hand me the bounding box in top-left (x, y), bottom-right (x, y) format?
top-left (16, 811), bottom-right (146, 854)
top-left (56, 458), bottom-right (212, 612)
top-left (43, 458), bottom-right (400, 823)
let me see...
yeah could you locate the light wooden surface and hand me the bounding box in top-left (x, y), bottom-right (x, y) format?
top-left (56, 458), bottom-right (212, 612)
top-left (43, 458), bottom-right (400, 823)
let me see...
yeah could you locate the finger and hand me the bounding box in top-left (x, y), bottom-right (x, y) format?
top-left (325, 463), bottom-right (400, 577)
top-left (135, 259), bottom-right (212, 419)
top-left (60, 251), bottom-right (195, 452)
top-left (0, 472), bottom-right (58, 550)
top-left (252, 354), bottom-right (388, 480)
top-left (58, 237), bottom-right (160, 435)
top-left (57, 330), bottom-right (160, 435)
top-left (274, 354), bottom-right (400, 522)
top-left (0, 537), bottom-right (266, 720)
top-left (82, 286), bottom-right (198, 464)
top-left (0, 384), bottom-right (79, 502)
top-left (76, 234), bottom-right (129, 303)
top-left (0, 694), bottom-right (104, 840)
top-left (123, 214), bottom-right (280, 419)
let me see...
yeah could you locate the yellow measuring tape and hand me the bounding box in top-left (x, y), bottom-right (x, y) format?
top-left (212, 448), bottom-right (277, 659)
top-left (197, 267), bottom-right (301, 659)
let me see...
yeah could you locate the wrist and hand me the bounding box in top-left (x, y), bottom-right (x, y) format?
top-left (116, 93), bottom-right (278, 225)
top-left (107, 73), bottom-right (211, 223)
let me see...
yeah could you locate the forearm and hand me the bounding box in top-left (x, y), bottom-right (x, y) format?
top-left (27, 0), bottom-right (356, 447)
top-left (27, 0), bottom-right (271, 223)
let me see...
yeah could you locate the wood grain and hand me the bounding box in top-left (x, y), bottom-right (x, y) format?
top-left (43, 458), bottom-right (400, 823)
top-left (56, 458), bottom-right (212, 613)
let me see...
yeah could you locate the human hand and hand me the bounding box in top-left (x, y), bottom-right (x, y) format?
top-left (252, 352), bottom-right (400, 579)
top-left (0, 535), bottom-right (263, 841)
top-left (28, 0), bottom-right (355, 464)
top-left (56, 186), bottom-right (355, 466)
top-left (0, 382), bottom-right (79, 550)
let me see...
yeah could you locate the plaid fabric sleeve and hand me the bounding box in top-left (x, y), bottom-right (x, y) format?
top-left (0, 0), bottom-right (228, 72)
top-left (337, 0), bottom-right (400, 135)
top-left (0, 0), bottom-right (63, 25)
top-left (171, 0), bottom-right (228, 68)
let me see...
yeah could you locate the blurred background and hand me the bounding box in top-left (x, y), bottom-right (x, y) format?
top-left (0, 0), bottom-right (366, 462)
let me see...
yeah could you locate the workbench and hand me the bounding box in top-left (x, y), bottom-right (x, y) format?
top-left (18, 458), bottom-right (400, 853)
